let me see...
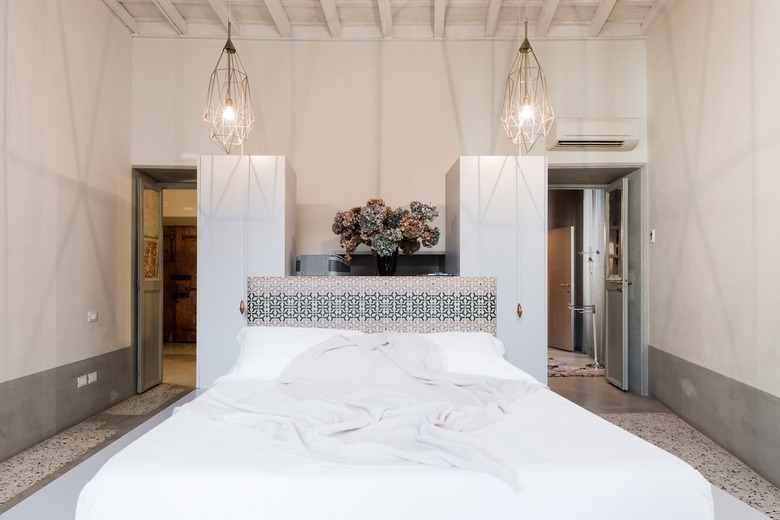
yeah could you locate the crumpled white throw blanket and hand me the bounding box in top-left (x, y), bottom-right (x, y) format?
top-left (180, 332), bottom-right (541, 490)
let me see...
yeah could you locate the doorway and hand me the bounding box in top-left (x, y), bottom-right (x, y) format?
top-left (547, 165), bottom-right (647, 395)
top-left (161, 189), bottom-right (197, 387)
top-left (133, 168), bottom-right (197, 392)
top-left (547, 189), bottom-right (605, 380)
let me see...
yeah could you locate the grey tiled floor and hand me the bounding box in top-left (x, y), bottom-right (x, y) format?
top-left (549, 374), bottom-right (669, 413)
top-left (547, 346), bottom-right (667, 413)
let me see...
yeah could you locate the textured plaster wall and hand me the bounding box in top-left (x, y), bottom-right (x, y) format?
top-left (646, 0), bottom-right (780, 397)
top-left (0, 0), bottom-right (133, 384)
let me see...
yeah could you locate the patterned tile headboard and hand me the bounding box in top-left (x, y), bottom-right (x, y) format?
top-left (246, 276), bottom-right (496, 334)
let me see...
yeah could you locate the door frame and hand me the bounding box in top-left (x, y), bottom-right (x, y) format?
top-left (547, 163), bottom-right (649, 395)
top-left (132, 168), bottom-right (198, 394)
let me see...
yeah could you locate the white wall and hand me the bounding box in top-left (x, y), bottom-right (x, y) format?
top-left (647, 0), bottom-right (780, 397)
top-left (132, 38), bottom-right (647, 255)
top-left (197, 156), bottom-right (296, 387)
top-left (0, 0), bottom-right (133, 383)
top-left (447, 156), bottom-right (548, 382)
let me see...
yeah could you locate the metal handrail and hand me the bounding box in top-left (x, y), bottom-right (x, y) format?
top-left (568, 303), bottom-right (595, 314)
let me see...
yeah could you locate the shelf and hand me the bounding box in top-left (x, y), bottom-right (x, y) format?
top-left (348, 249), bottom-right (445, 257)
top-left (347, 252), bottom-right (446, 276)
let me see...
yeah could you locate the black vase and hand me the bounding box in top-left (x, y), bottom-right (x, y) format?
top-left (376, 249), bottom-right (399, 276)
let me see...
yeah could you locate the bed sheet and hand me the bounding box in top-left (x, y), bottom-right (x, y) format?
top-left (76, 378), bottom-right (713, 520)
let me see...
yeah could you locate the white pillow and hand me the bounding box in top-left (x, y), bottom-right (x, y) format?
top-left (220, 328), bottom-right (539, 385)
top-left (425, 331), bottom-right (505, 358)
top-left (425, 331), bottom-right (540, 383)
top-left (223, 326), bottom-right (365, 380)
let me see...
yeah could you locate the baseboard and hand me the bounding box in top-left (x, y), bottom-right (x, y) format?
top-left (0, 347), bottom-right (135, 461)
top-left (649, 345), bottom-right (780, 488)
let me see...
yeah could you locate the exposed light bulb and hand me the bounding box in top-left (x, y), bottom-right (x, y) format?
top-left (521, 102), bottom-right (534, 121)
top-left (223, 99), bottom-right (235, 122)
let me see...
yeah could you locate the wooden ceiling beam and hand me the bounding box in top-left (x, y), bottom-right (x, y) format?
top-left (640, 0), bottom-right (672, 36)
top-left (207, 0), bottom-right (247, 36)
top-left (207, 0), bottom-right (230, 31)
top-left (104, 0), bottom-right (670, 41)
top-left (484, 0), bottom-right (502, 38)
top-left (433, 0), bottom-right (446, 38)
top-left (101, 0), bottom-right (138, 34)
top-left (264, 0), bottom-right (292, 38)
top-left (377, 0), bottom-right (393, 38)
top-left (320, 0), bottom-right (342, 39)
top-left (535, 0), bottom-right (559, 37)
top-left (588, 0), bottom-right (618, 37)
top-left (152, 0), bottom-right (188, 35)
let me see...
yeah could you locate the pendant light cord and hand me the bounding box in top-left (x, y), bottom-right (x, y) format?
top-left (514, 1), bottom-right (526, 319)
top-left (516, 155), bottom-right (523, 319)
top-left (241, 159), bottom-right (248, 316)
top-left (234, 0), bottom-right (245, 318)
top-left (229, 0), bottom-right (245, 158)
top-left (519, 0), bottom-right (528, 149)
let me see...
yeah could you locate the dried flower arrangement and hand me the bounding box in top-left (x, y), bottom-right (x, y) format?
top-left (332, 198), bottom-right (440, 261)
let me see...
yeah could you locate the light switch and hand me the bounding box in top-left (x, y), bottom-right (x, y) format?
top-left (87, 311), bottom-right (98, 322)
top-left (649, 229), bottom-right (656, 243)
top-left (88, 371), bottom-right (98, 384)
top-left (77, 375), bottom-right (88, 388)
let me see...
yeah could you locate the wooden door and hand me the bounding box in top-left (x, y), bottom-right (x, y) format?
top-left (163, 226), bottom-right (197, 343)
top-left (548, 226), bottom-right (575, 351)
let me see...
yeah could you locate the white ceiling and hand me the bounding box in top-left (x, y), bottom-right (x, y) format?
top-left (102, 0), bottom-right (671, 41)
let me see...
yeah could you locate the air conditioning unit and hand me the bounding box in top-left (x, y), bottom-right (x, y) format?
top-left (547, 118), bottom-right (640, 151)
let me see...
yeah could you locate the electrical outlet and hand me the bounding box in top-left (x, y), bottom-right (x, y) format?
top-left (88, 371), bottom-right (98, 384)
top-left (77, 375), bottom-right (88, 388)
top-left (87, 311), bottom-right (98, 323)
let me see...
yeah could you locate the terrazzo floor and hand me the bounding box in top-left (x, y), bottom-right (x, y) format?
top-left (600, 412), bottom-right (780, 519)
top-left (0, 383), bottom-right (191, 512)
top-left (546, 349), bottom-right (780, 520)
top-left (0, 422), bottom-right (117, 508)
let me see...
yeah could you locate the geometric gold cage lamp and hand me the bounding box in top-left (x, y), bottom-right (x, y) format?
top-left (501, 20), bottom-right (554, 153)
top-left (203, 21), bottom-right (255, 154)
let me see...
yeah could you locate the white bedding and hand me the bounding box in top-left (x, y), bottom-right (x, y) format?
top-left (184, 333), bottom-right (540, 490)
top-left (76, 332), bottom-right (713, 520)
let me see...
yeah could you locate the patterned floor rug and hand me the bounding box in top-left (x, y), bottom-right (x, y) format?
top-left (548, 357), bottom-right (604, 377)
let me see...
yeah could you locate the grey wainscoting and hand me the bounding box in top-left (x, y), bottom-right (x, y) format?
top-left (649, 345), bottom-right (780, 488)
top-left (0, 347), bottom-right (134, 461)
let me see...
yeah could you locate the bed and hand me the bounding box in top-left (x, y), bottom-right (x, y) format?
top-left (76, 277), bottom-right (713, 520)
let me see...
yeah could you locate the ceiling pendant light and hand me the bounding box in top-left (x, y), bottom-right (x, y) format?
top-left (501, 16), bottom-right (554, 153)
top-left (203, 20), bottom-right (255, 154)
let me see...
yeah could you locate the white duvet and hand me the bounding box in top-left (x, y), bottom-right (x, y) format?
top-left (182, 333), bottom-right (539, 490)
top-left (76, 333), bottom-right (713, 520)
